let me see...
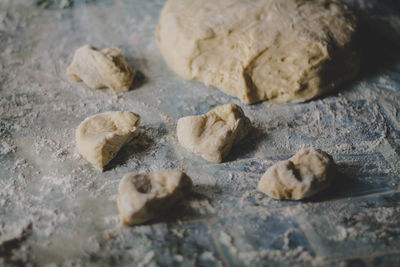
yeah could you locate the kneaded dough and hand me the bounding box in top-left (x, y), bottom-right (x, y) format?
top-left (258, 148), bottom-right (335, 200)
top-left (117, 170), bottom-right (192, 225)
top-left (158, 0), bottom-right (358, 104)
top-left (177, 104), bottom-right (251, 163)
top-left (75, 111), bottom-right (140, 171)
top-left (67, 45), bottom-right (136, 93)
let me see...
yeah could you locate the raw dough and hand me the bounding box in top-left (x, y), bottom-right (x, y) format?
top-left (117, 170), bottom-right (193, 225)
top-left (158, 0), bottom-right (358, 104)
top-left (176, 104), bottom-right (251, 163)
top-left (75, 111), bottom-right (140, 171)
top-left (258, 148), bottom-right (335, 200)
top-left (67, 45), bottom-right (136, 93)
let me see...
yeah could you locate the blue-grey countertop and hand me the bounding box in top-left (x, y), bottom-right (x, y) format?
top-left (0, 0), bottom-right (400, 266)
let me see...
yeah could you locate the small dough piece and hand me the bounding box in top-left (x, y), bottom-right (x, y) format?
top-left (258, 148), bottom-right (335, 200)
top-left (177, 104), bottom-right (251, 163)
top-left (67, 45), bottom-right (136, 93)
top-left (75, 111), bottom-right (140, 171)
top-left (158, 0), bottom-right (358, 104)
top-left (117, 170), bottom-right (193, 225)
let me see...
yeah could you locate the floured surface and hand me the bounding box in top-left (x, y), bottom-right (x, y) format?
top-left (0, 0), bottom-right (400, 266)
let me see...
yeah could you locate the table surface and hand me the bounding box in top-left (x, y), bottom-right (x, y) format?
top-left (1, 0), bottom-right (400, 266)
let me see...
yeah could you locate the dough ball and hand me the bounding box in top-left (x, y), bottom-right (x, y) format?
top-left (67, 45), bottom-right (136, 93)
top-left (117, 170), bottom-right (193, 225)
top-left (177, 104), bottom-right (251, 163)
top-left (75, 111), bottom-right (140, 171)
top-left (258, 148), bottom-right (335, 200)
top-left (158, 0), bottom-right (358, 104)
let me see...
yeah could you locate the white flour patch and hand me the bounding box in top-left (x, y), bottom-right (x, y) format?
top-left (0, 0), bottom-right (399, 266)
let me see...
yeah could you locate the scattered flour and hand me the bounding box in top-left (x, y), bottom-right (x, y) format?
top-left (198, 251), bottom-right (223, 266)
top-left (219, 231), bottom-right (237, 255)
top-left (343, 206), bottom-right (400, 243)
top-left (0, 0), bottom-right (399, 266)
top-left (0, 220), bottom-right (32, 247)
top-left (137, 250), bottom-right (156, 267)
top-left (0, 140), bottom-right (15, 155)
top-left (238, 246), bottom-right (324, 266)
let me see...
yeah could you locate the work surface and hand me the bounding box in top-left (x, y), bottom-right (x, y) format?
top-left (1, 0), bottom-right (400, 266)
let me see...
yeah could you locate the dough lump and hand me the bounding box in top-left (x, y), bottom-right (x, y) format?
top-left (177, 104), bottom-right (251, 163)
top-left (158, 0), bottom-right (358, 104)
top-left (75, 111), bottom-right (140, 171)
top-left (67, 45), bottom-right (136, 93)
top-left (258, 148), bottom-right (335, 200)
top-left (117, 170), bottom-right (192, 225)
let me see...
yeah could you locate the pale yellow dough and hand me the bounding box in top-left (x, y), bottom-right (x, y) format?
top-left (158, 0), bottom-right (358, 104)
top-left (117, 170), bottom-right (193, 225)
top-left (75, 111), bottom-right (140, 171)
top-left (67, 45), bottom-right (135, 93)
top-left (258, 148), bottom-right (335, 200)
top-left (176, 104), bottom-right (251, 163)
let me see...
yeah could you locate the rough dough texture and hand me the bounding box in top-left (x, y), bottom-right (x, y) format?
top-left (67, 45), bottom-right (136, 93)
top-left (117, 170), bottom-right (193, 225)
top-left (258, 148), bottom-right (335, 200)
top-left (158, 0), bottom-right (358, 104)
top-left (75, 111), bottom-right (140, 171)
top-left (177, 104), bottom-right (251, 163)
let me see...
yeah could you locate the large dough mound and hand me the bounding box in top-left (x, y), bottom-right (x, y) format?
top-left (177, 104), bottom-right (251, 163)
top-left (117, 170), bottom-right (193, 225)
top-left (258, 148), bottom-right (335, 200)
top-left (158, 0), bottom-right (358, 104)
top-left (75, 111), bottom-right (140, 171)
top-left (67, 45), bottom-right (136, 93)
